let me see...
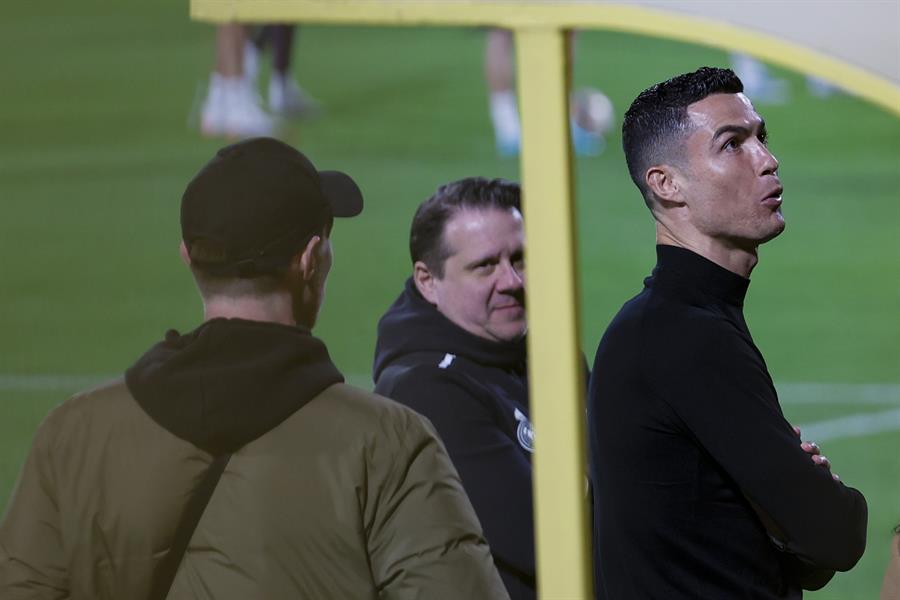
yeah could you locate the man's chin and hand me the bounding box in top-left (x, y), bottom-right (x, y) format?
top-left (489, 321), bottom-right (528, 343)
top-left (760, 218), bottom-right (786, 243)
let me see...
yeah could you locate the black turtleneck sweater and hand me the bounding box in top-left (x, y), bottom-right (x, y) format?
top-left (588, 245), bottom-right (867, 599)
top-left (373, 278), bottom-right (535, 600)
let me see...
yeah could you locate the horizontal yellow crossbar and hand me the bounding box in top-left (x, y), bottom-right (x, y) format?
top-left (191, 0), bottom-right (900, 116)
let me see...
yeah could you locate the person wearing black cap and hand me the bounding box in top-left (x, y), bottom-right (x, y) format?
top-left (0, 138), bottom-right (509, 599)
top-left (589, 68), bottom-right (867, 598)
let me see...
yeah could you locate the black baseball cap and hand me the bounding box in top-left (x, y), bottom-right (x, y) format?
top-left (181, 137), bottom-right (363, 277)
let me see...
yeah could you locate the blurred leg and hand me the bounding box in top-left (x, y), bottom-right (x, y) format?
top-left (271, 25), bottom-right (294, 75)
top-left (485, 28), bottom-right (515, 93)
top-left (268, 25), bottom-right (320, 116)
top-left (203, 24), bottom-right (274, 138)
top-left (215, 23), bottom-right (245, 78)
top-left (485, 29), bottom-right (520, 156)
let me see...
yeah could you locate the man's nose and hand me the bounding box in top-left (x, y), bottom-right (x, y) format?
top-left (757, 142), bottom-right (779, 177)
top-left (496, 260), bottom-right (524, 291)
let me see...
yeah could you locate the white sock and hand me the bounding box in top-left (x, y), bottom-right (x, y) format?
top-left (489, 90), bottom-right (520, 144)
top-left (243, 41), bottom-right (260, 86)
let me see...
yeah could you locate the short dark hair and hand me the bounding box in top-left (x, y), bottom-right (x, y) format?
top-left (622, 67), bottom-right (743, 204)
top-left (410, 177), bottom-right (521, 277)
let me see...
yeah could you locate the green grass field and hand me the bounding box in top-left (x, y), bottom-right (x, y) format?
top-left (2, 2), bottom-right (898, 597)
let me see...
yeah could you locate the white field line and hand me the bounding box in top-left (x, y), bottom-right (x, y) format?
top-left (0, 374), bottom-right (119, 391)
top-left (2, 375), bottom-right (900, 442)
top-left (795, 408), bottom-right (900, 444)
top-left (775, 382), bottom-right (900, 406)
top-left (4, 375), bottom-right (899, 400)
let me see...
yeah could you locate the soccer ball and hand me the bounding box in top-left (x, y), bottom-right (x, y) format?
top-left (571, 87), bottom-right (615, 136)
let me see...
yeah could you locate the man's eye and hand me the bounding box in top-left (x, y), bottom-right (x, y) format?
top-left (723, 138), bottom-right (739, 150)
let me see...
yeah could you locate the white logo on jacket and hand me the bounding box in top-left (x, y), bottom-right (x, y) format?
top-left (514, 408), bottom-right (534, 453)
top-left (437, 353), bottom-right (456, 369)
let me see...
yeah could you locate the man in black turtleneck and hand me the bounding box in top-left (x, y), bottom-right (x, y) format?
top-left (589, 67), bottom-right (867, 599)
top-left (373, 177), bottom-right (536, 600)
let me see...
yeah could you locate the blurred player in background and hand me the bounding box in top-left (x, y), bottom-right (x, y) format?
top-left (200, 24), bottom-right (274, 138)
top-left (485, 28), bottom-right (613, 157)
top-left (244, 25), bottom-right (321, 117)
top-left (730, 52), bottom-right (838, 104)
top-left (199, 24), bottom-right (319, 139)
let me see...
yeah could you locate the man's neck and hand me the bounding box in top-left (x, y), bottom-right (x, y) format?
top-left (203, 293), bottom-right (297, 327)
top-left (656, 225), bottom-right (758, 278)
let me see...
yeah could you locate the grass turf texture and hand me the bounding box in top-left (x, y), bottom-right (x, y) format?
top-left (1, 3), bottom-right (898, 597)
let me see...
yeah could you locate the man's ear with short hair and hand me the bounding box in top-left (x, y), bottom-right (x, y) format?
top-left (413, 261), bottom-right (439, 305)
top-left (645, 164), bottom-right (684, 205)
top-left (179, 241), bottom-right (192, 266)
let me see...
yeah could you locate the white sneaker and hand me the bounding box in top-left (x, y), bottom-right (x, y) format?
top-left (201, 74), bottom-right (275, 139)
top-left (269, 74), bottom-right (321, 117)
top-left (200, 73), bottom-right (229, 136)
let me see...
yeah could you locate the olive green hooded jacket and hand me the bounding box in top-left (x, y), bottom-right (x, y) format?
top-left (0, 319), bottom-right (508, 599)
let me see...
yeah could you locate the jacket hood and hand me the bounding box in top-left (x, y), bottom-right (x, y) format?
top-left (126, 318), bottom-right (343, 455)
top-left (373, 277), bottom-right (527, 381)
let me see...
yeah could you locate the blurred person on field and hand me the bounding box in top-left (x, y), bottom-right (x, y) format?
top-left (243, 25), bottom-right (321, 117)
top-left (200, 24), bottom-right (275, 138)
top-left (200, 25), bottom-right (320, 139)
top-left (373, 177), bottom-right (538, 599)
top-left (730, 53), bottom-right (838, 104)
top-left (0, 138), bottom-right (510, 600)
top-left (589, 66), bottom-right (867, 599)
top-left (485, 28), bottom-right (611, 157)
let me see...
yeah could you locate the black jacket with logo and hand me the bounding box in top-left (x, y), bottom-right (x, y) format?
top-left (373, 278), bottom-right (536, 600)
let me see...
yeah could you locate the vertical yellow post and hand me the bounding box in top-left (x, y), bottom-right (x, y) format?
top-left (515, 27), bottom-right (592, 599)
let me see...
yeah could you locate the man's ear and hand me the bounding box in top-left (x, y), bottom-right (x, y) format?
top-left (645, 164), bottom-right (684, 205)
top-left (293, 235), bottom-right (322, 281)
top-left (413, 261), bottom-right (439, 305)
top-left (179, 241), bottom-right (191, 266)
